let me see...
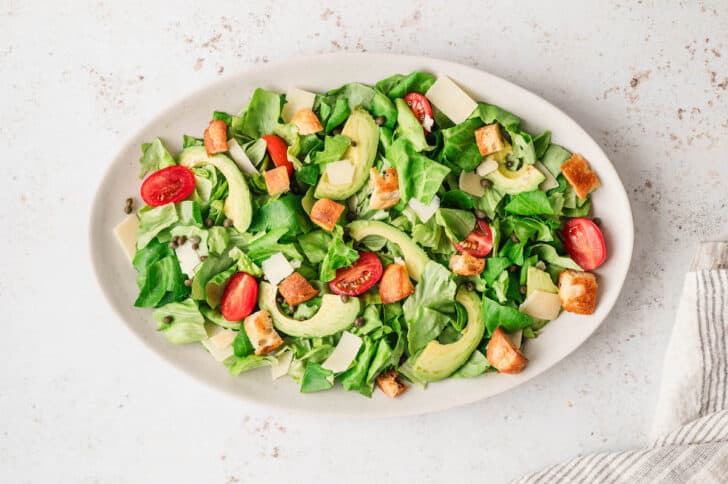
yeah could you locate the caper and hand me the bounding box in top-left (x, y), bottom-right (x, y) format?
top-left (480, 179), bottom-right (493, 189)
top-left (200, 255), bottom-right (208, 261)
top-left (350, 140), bottom-right (357, 147)
top-left (177, 235), bottom-right (187, 245)
top-left (223, 218), bottom-right (233, 228)
top-left (465, 281), bottom-right (475, 291)
top-left (593, 217), bottom-right (602, 226)
top-left (519, 285), bottom-right (527, 295)
top-left (354, 316), bottom-right (365, 327)
top-left (204, 218), bottom-right (213, 228)
top-left (189, 236), bottom-right (201, 244)
top-left (125, 198), bottom-right (134, 206)
top-left (124, 205), bottom-right (132, 214)
top-left (474, 209), bottom-right (487, 219)
top-left (168, 241), bottom-right (178, 249)
top-left (375, 116), bottom-right (385, 126)
top-left (508, 265), bottom-right (518, 272)
top-left (183, 279), bottom-right (192, 287)
top-left (332, 128), bottom-right (342, 135)
top-left (340, 294), bottom-right (350, 303)
top-left (510, 233), bottom-right (519, 243)
top-left (505, 160), bottom-right (515, 169)
top-left (162, 316), bottom-right (173, 324)
top-left (276, 295), bottom-right (284, 304)
top-left (191, 243), bottom-right (200, 251)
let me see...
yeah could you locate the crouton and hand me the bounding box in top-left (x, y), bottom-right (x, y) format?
top-left (376, 370), bottom-right (408, 398)
top-left (204, 119), bottom-right (228, 155)
top-left (449, 253), bottom-right (485, 276)
top-left (558, 270), bottom-right (598, 315)
top-left (369, 168), bottom-right (401, 210)
top-left (487, 327), bottom-right (528, 374)
top-left (379, 263), bottom-right (415, 304)
top-left (264, 166), bottom-right (290, 196)
top-left (474, 123), bottom-right (505, 156)
top-left (310, 198), bottom-right (345, 232)
top-left (243, 310), bottom-right (284, 356)
top-left (561, 153), bottom-right (601, 200)
top-left (290, 108), bottom-right (323, 135)
top-left (278, 272), bottom-right (319, 307)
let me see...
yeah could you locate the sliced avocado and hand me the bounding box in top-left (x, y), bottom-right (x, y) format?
top-left (301, 187), bottom-right (316, 216)
top-left (486, 139), bottom-right (513, 163)
top-left (347, 220), bottom-right (430, 281)
top-left (411, 288), bottom-right (486, 382)
top-left (178, 146), bottom-right (252, 232)
top-left (314, 108), bottom-right (378, 200)
top-left (485, 162), bottom-right (545, 195)
top-left (526, 266), bottom-right (558, 296)
top-left (258, 282), bottom-right (360, 338)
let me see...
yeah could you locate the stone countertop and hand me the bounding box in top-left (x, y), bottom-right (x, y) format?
top-left (2, 1), bottom-right (727, 483)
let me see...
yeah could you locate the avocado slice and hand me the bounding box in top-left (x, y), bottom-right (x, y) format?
top-left (258, 282), bottom-right (360, 337)
top-left (347, 220), bottom-right (430, 281)
top-left (485, 163), bottom-right (545, 194)
top-left (411, 288), bottom-right (486, 382)
top-left (526, 266), bottom-right (558, 296)
top-left (314, 108), bottom-right (379, 200)
top-left (178, 146), bottom-right (252, 232)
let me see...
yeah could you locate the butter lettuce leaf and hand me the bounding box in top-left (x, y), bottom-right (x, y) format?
top-left (139, 138), bottom-right (175, 178)
top-left (386, 138), bottom-right (450, 205)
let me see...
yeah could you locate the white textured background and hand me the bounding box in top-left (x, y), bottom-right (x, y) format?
top-left (2, 1), bottom-right (727, 483)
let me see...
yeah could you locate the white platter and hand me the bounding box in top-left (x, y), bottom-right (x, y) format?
top-left (89, 53), bottom-right (633, 417)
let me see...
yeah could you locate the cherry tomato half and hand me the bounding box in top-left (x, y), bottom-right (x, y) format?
top-left (403, 92), bottom-right (434, 132)
top-left (262, 134), bottom-right (294, 176)
top-left (453, 220), bottom-right (494, 257)
top-left (221, 272), bottom-right (259, 321)
top-left (328, 252), bottom-right (383, 297)
top-left (140, 165), bottom-right (196, 207)
top-left (563, 218), bottom-right (607, 271)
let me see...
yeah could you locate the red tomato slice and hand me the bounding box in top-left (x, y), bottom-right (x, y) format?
top-left (328, 252), bottom-right (383, 296)
top-left (453, 220), bottom-right (494, 257)
top-left (220, 272), bottom-right (259, 321)
top-left (563, 218), bottom-right (607, 271)
top-left (140, 165), bottom-right (196, 207)
top-left (403, 92), bottom-right (434, 132)
top-left (262, 134), bottom-right (294, 176)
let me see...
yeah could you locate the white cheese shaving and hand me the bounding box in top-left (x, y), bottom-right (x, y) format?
top-left (322, 331), bottom-right (363, 373)
top-left (476, 159), bottom-right (499, 176)
top-left (175, 242), bottom-right (201, 278)
top-left (227, 138), bottom-right (259, 175)
top-left (271, 350), bottom-right (293, 380)
top-left (261, 252), bottom-right (294, 286)
top-left (509, 330), bottom-right (523, 350)
top-left (459, 171), bottom-right (484, 196)
top-left (422, 114), bottom-right (434, 131)
top-left (408, 195), bottom-right (440, 223)
top-left (393, 257), bottom-right (405, 266)
top-left (535, 161), bottom-right (560, 191)
top-left (201, 325), bottom-right (237, 362)
top-left (519, 290), bottom-right (562, 321)
top-left (426, 76), bottom-right (478, 124)
top-left (281, 87), bottom-right (316, 123)
top-left (324, 159), bottom-right (355, 185)
top-left (113, 214), bottom-right (139, 262)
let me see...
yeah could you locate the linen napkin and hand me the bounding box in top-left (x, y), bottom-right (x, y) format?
top-left (514, 242), bottom-right (728, 483)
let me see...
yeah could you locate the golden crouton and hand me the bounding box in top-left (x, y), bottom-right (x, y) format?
top-left (558, 270), bottom-right (598, 315)
top-left (310, 198), bottom-right (345, 232)
top-left (379, 263), bottom-right (415, 304)
top-left (487, 327), bottom-right (528, 374)
top-left (291, 108), bottom-right (323, 135)
top-left (474, 123), bottom-right (505, 156)
top-left (243, 310), bottom-right (284, 356)
top-left (376, 370), bottom-right (408, 398)
top-left (561, 153), bottom-right (601, 200)
top-left (278, 272), bottom-right (319, 307)
top-left (263, 166), bottom-right (290, 196)
top-left (449, 253), bottom-right (485, 276)
top-left (369, 168), bottom-right (401, 210)
top-left (204, 119), bottom-right (228, 155)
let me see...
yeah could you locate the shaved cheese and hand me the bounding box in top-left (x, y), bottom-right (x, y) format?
top-left (261, 252), bottom-right (294, 286)
top-left (271, 350), bottom-right (293, 380)
top-left (519, 290), bottom-right (562, 321)
top-left (201, 325), bottom-right (237, 362)
top-left (322, 331), bottom-right (363, 373)
top-left (175, 243), bottom-right (201, 278)
top-left (535, 161), bottom-right (560, 191)
top-left (281, 87), bottom-right (316, 123)
top-left (509, 329), bottom-right (523, 349)
top-left (422, 114), bottom-right (434, 131)
top-left (227, 138), bottom-right (259, 175)
top-left (408, 195), bottom-right (440, 223)
top-left (394, 257), bottom-right (405, 266)
top-left (459, 171), bottom-right (484, 196)
top-left (114, 214), bottom-right (139, 262)
top-left (426, 76), bottom-right (478, 124)
top-left (324, 159), bottom-right (355, 185)
top-left (476, 159), bottom-right (499, 176)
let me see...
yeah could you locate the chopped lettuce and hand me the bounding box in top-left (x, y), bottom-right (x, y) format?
top-left (234, 88), bottom-right (282, 139)
top-left (153, 299), bottom-right (206, 344)
top-left (386, 138), bottom-right (450, 205)
top-left (139, 138), bottom-right (175, 179)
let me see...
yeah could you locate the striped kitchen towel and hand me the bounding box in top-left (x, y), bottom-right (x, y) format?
top-left (515, 242), bottom-right (728, 483)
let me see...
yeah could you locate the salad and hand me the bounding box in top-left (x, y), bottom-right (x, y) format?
top-left (114, 71), bottom-right (606, 398)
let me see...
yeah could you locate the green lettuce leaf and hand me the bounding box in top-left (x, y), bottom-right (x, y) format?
top-left (243, 227), bottom-right (302, 264)
top-left (533, 131), bottom-right (551, 159)
top-left (136, 204), bottom-right (179, 250)
top-left (505, 191), bottom-right (555, 216)
top-left (529, 243), bottom-right (583, 270)
top-left (451, 350), bottom-right (492, 378)
top-left (375, 72), bottom-right (436, 99)
top-left (394, 98), bottom-right (430, 152)
top-left (482, 256), bottom-right (512, 285)
top-left (339, 337), bottom-right (378, 396)
top-left (234, 88), bottom-right (282, 139)
top-left (435, 208), bottom-right (475, 242)
top-left (300, 362), bottom-right (335, 393)
top-left (139, 138), bottom-right (175, 179)
top-left (439, 118), bottom-right (483, 172)
top-left (228, 247), bottom-right (263, 277)
top-left (226, 354), bottom-right (276, 375)
top-left (481, 296), bottom-right (533, 336)
top-left (386, 138), bottom-right (450, 205)
top-left (541, 144), bottom-right (571, 177)
top-left (249, 194), bottom-right (311, 238)
top-left (312, 135), bottom-right (351, 165)
top-left (320, 226), bottom-right (359, 282)
top-left (207, 227), bottom-right (229, 255)
top-left (134, 255), bottom-right (189, 308)
top-left (153, 299), bottom-right (206, 344)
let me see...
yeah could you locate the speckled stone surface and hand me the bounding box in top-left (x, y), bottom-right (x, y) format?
top-left (2, 1), bottom-right (727, 483)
